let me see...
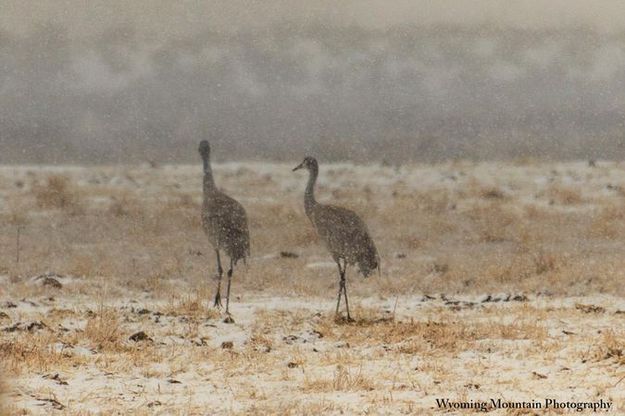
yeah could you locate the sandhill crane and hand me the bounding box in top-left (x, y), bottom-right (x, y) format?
top-left (199, 140), bottom-right (250, 323)
top-left (293, 157), bottom-right (379, 321)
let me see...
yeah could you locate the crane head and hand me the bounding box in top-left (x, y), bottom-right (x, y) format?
top-left (293, 156), bottom-right (317, 172)
top-left (198, 140), bottom-right (210, 157)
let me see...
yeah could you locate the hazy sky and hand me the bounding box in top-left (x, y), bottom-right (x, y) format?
top-left (4, 0), bottom-right (625, 38)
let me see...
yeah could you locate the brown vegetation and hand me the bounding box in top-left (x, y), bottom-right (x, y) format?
top-left (1, 161), bottom-right (625, 414)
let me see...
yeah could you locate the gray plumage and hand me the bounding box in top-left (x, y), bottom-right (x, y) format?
top-left (199, 140), bottom-right (250, 321)
top-left (308, 204), bottom-right (380, 277)
top-left (293, 156), bottom-right (379, 320)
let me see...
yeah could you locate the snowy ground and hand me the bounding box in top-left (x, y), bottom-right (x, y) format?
top-left (1, 161), bottom-right (625, 414)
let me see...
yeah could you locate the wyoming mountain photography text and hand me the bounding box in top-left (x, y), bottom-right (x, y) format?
top-left (436, 398), bottom-right (614, 412)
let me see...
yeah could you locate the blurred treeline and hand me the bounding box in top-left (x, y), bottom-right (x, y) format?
top-left (1, 23), bottom-right (625, 164)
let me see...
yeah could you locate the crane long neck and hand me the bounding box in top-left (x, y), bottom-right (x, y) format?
top-left (304, 165), bottom-right (318, 217)
top-left (202, 153), bottom-right (216, 193)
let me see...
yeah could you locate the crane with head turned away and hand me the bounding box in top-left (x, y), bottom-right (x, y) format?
top-left (198, 140), bottom-right (250, 323)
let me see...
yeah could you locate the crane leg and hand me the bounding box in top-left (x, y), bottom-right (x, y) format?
top-left (341, 262), bottom-right (353, 322)
top-left (213, 249), bottom-right (223, 308)
top-left (223, 258), bottom-right (235, 324)
top-left (335, 260), bottom-right (344, 316)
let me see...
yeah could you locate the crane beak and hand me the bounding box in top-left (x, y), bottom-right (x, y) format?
top-left (292, 163), bottom-right (303, 172)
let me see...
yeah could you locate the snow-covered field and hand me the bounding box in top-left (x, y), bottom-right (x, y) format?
top-left (1, 161), bottom-right (625, 414)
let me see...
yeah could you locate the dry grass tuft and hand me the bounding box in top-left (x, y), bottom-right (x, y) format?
top-left (331, 305), bottom-right (393, 326)
top-left (164, 292), bottom-right (220, 320)
top-left (5, 199), bottom-right (30, 228)
top-left (107, 193), bottom-right (145, 219)
top-left (83, 307), bottom-right (124, 351)
top-left (0, 335), bottom-right (81, 376)
top-left (533, 250), bottom-right (560, 275)
top-left (466, 203), bottom-right (516, 243)
top-left (479, 187), bottom-right (507, 200)
top-left (316, 316), bottom-right (546, 355)
top-left (587, 330), bottom-right (625, 365)
top-left (303, 364), bottom-right (375, 392)
top-left (33, 175), bottom-right (83, 213)
top-left (588, 204), bottom-right (625, 239)
top-left (247, 333), bottom-right (273, 353)
top-left (546, 184), bottom-right (584, 205)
